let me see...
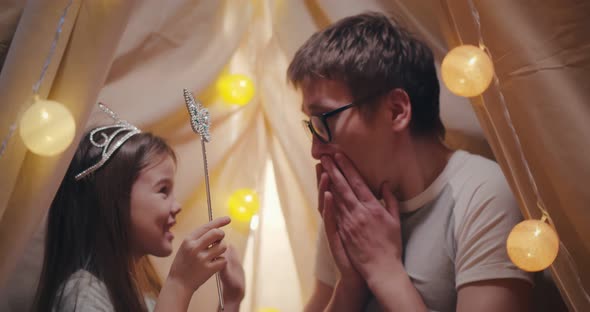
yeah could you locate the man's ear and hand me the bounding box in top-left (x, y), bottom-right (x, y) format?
top-left (385, 88), bottom-right (411, 132)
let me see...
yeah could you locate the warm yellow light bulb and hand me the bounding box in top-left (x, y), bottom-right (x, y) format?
top-left (19, 98), bottom-right (76, 156)
top-left (216, 74), bottom-right (255, 106)
top-left (441, 45), bottom-right (494, 97)
top-left (506, 219), bottom-right (559, 272)
top-left (257, 308), bottom-right (280, 312)
top-left (227, 188), bottom-right (260, 223)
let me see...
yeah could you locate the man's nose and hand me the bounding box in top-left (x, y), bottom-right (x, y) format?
top-left (311, 136), bottom-right (330, 160)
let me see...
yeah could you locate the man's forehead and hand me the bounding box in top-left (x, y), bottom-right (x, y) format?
top-left (300, 77), bottom-right (333, 93)
top-left (301, 100), bottom-right (328, 115)
top-left (300, 79), bottom-right (353, 111)
top-left (301, 98), bottom-right (331, 110)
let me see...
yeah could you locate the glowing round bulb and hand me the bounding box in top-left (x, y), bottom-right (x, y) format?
top-left (216, 74), bottom-right (255, 106)
top-left (506, 219), bottom-right (559, 272)
top-left (441, 45), bottom-right (494, 97)
top-left (19, 99), bottom-right (76, 156)
top-left (227, 188), bottom-right (260, 223)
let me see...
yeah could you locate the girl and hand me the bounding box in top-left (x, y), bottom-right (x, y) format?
top-left (33, 111), bottom-right (244, 311)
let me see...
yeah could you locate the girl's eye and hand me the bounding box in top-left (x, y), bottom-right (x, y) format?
top-left (159, 186), bottom-right (169, 196)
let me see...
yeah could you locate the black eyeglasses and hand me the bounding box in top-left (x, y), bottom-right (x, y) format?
top-left (302, 102), bottom-right (356, 143)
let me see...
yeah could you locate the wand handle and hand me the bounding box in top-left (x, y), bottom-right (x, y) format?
top-left (200, 139), bottom-right (224, 310)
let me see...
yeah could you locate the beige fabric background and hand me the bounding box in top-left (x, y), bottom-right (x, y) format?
top-left (0, 0), bottom-right (135, 310)
top-left (0, 0), bottom-right (588, 311)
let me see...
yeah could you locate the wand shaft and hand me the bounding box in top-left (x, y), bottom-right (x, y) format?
top-left (201, 139), bottom-right (224, 310)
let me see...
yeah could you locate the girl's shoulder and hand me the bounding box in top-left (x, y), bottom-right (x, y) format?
top-left (55, 269), bottom-right (114, 311)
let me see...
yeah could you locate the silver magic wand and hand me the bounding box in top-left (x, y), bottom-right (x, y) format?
top-left (183, 89), bottom-right (224, 310)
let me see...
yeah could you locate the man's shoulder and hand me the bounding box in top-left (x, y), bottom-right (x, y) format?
top-left (450, 151), bottom-right (520, 225)
top-left (451, 150), bottom-right (510, 193)
top-left (448, 150), bottom-right (518, 222)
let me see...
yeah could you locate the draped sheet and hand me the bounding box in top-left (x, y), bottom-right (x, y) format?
top-left (439, 1), bottom-right (590, 310)
top-left (0, 0), bottom-right (134, 310)
top-left (0, 0), bottom-right (588, 311)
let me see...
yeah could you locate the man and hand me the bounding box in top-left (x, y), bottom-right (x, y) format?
top-left (287, 12), bottom-right (532, 312)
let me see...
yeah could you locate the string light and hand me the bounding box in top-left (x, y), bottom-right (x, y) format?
top-left (228, 188), bottom-right (260, 223)
top-left (507, 214), bottom-right (559, 272)
top-left (441, 44), bottom-right (494, 97)
top-left (458, 0), bottom-right (560, 272)
top-left (216, 73), bottom-right (255, 106)
top-left (0, 0), bottom-right (75, 159)
top-left (19, 97), bottom-right (75, 156)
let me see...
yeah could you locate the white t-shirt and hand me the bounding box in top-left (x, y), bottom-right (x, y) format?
top-left (315, 150), bottom-right (533, 312)
top-left (52, 270), bottom-right (156, 312)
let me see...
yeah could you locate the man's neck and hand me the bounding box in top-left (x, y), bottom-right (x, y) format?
top-left (393, 136), bottom-right (453, 202)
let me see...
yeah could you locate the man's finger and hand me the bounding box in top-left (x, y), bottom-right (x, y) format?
top-left (329, 184), bottom-right (349, 217)
top-left (318, 172), bottom-right (330, 215)
top-left (321, 156), bottom-right (358, 210)
top-left (381, 182), bottom-right (400, 219)
top-left (334, 153), bottom-right (375, 203)
top-left (322, 191), bottom-right (340, 249)
top-left (316, 163), bottom-right (323, 187)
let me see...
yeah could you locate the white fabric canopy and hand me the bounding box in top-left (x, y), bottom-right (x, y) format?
top-left (1, 0), bottom-right (588, 311)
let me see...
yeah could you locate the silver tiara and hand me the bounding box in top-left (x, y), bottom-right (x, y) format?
top-left (75, 103), bottom-right (141, 181)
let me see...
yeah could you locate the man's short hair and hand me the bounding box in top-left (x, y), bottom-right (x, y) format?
top-left (287, 12), bottom-right (445, 138)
